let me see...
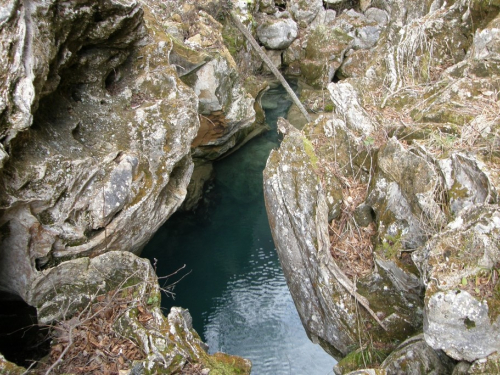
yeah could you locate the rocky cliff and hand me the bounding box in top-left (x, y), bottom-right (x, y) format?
top-left (263, 0), bottom-right (500, 373)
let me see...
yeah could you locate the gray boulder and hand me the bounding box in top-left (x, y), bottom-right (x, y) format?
top-left (381, 334), bottom-right (454, 374)
top-left (289, 0), bottom-right (323, 27)
top-left (256, 17), bottom-right (298, 50)
top-left (366, 138), bottom-right (446, 250)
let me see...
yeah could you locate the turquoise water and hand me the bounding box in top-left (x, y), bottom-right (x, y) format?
top-left (142, 84), bottom-right (336, 374)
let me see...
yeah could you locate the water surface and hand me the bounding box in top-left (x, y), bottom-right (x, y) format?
top-left (143, 84), bottom-right (336, 374)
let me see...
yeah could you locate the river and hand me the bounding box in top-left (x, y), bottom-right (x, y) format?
top-left (142, 83), bottom-right (336, 374)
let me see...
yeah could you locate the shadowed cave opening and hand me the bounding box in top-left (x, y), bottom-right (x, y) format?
top-left (0, 291), bottom-right (50, 368)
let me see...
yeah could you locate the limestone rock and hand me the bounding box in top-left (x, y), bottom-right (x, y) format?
top-left (472, 13), bottom-right (500, 69)
top-left (328, 82), bottom-right (375, 136)
top-left (468, 352), bottom-right (500, 374)
top-left (0, 353), bottom-right (25, 375)
top-left (188, 53), bottom-right (256, 160)
top-left (28, 251), bottom-right (251, 373)
top-left (438, 153), bottom-right (498, 216)
top-left (381, 334), bottom-right (454, 374)
top-left (337, 50), bottom-right (372, 78)
top-left (256, 16), bottom-right (298, 50)
top-left (413, 205), bottom-right (500, 362)
top-left (264, 117), bottom-right (424, 359)
top-left (300, 26), bottom-right (353, 88)
top-left (0, 1), bottom-right (198, 301)
top-left (364, 8), bottom-right (389, 26)
top-left (182, 160), bottom-right (215, 211)
top-left (289, 0), bottom-right (323, 27)
top-left (366, 138), bottom-right (446, 250)
top-left (264, 119), bottom-right (359, 356)
top-left (259, 0), bottom-right (277, 14)
top-left (452, 362), bottom-right (471, 375)
top-left (344, 371), bottom-right (386, 375)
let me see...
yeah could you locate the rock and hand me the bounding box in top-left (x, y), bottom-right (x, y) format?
top-left (263, 49), bottom-right (283, 73)
top-left (365, 8), bottom-right (389, 26)
top-left (189, 54), bottom-right (256, 160)
top-left (264, 116), bottom-right (424, 360)
top-left (353, 25), bottom-right (381, 49)
top-left (300, 26), bottom-right (353, 88)
top-left (264, 118), bottom-right (358, 356)
top-left (259, 0), bottom-right (277, 14)
top-left (413, 205), bottom-right (500, 362)
top-left (27, 251), bottom-right (251, 373)
top-left (289, 0), bottom-right (323, 27)
top-left (354, 204), bottom-right (375, 227)
top-left (472, 14), bottom-right (500, 65)
top-left (360, 0), bottom-right (372, 12)
top-left (169, 38), bottom-right (211, 77)
top-left (438, 153), bottom-right (498, 216)
top-left (0, 1), bottom-right (199, 300)
top-left (256, 16), bottom-right (298, 50)
top-left (337, 50), bottom-right (372, 78)
top-left (468, 352), bottom-right (500, 374)
top-left (181, 160), bottom-right (215, 211)
top-left (345, 371), bottom-right (387, 375)
top-left (366, 138), bottom-right (446, 251)
top-left (328, 82), bottom-right (375, 136)
top-left (452, 361), bottom-right (471, 375)
top-left (0, 353), bottom-right (25, 375)
top-left (381, 334), bottom-right (455, 374)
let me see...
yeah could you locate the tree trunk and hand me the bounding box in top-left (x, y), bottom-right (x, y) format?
top-left (229, 11), bottom-right (311, 123)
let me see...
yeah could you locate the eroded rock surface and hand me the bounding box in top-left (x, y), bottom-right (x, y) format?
top-left (0, 0), bottom-right (199, 302)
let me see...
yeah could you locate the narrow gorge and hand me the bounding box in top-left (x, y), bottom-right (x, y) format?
top-left (0, 0), bottom-right (499, 374)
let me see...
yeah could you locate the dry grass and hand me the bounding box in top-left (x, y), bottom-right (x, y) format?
top-left (329, 178), bottom-right (376, 281)
top-left (36, 289), bottom-right (147, 375)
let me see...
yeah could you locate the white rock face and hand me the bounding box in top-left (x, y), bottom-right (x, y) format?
top-left (0, 1), bottom-right (199, 300)
top-left (257, 17), bottom-right (298, 50)
top-left (425, 290), bottom-right (499, 362)
top-left (328, 82), bottom-right (374, 136)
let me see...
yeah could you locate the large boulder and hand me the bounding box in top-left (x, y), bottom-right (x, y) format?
top-left (366, 137), bottom-right (447, 250)
top-left (380, 334), bottom-right (454, 374)
top-left (289, 0), bottom-right (323, 28)
top-left (264, 116), bottom-right (423, 360)
top-left (256, 16), bottom-right (298, 50)
top-left (29, 251), bottom-right (251, 374)
top-left (300, 25), bottom-right (353, 88)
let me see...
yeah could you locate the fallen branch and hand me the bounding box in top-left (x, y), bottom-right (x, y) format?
top-left (229, 11), bottom-right (311, 123)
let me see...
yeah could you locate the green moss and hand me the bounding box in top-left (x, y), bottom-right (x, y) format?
top-left (38, 210), bottom-right (55, 225)
top-left (324, 104), bottom-right (334, 112)
top-left (203, 352), bottom-right (251, 375)
top-left (0, 354), bottom-right (26, 374)
top-left (464, 316), bottom-right (476, 329)
top-left (302, 137), bottom-right (319, 171)
top-left (376, 233), bottom-right (403, 260)
top-left (336, 346), bottom-right (388, 374)
top-left (449, 180), bottom-right (469, 200)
